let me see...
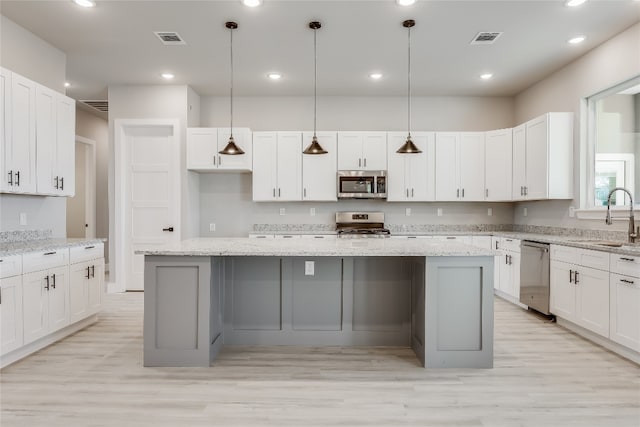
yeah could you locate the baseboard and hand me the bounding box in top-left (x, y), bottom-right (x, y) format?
top-left (1, 314), bottom-right (99, 369)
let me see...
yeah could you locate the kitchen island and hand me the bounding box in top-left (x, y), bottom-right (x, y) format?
top-left (139, 238), bottom-right (495, 368)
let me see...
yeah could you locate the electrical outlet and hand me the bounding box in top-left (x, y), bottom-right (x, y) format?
top-left (305, 261), bottom-right (315, 276)
top-left (19, 213), bottom-right (27, 225)
top-left (487, 208), bottom-right (493, 216)
top-left (523, 207), bottom-right (528, 217)
top-left (405, 208), bottom-right (411, 216)
top-left (310, 208), bottom-right (316, 216)
top-left (568, 206), bottom-right (575, 218)
top-left (437, 208), bottom-right (443, 217)
top-left (280, 208), bottom-right (286, 216)
top-left (209, 223), bottom-right (216, 232)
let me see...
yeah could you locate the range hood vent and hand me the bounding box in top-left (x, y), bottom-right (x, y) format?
top-left (80, 100), bottom-right (108, 113)
top-left (470, 32), bottom-right (503, 44)
top-left (154, 32), bottom-right (186, 45)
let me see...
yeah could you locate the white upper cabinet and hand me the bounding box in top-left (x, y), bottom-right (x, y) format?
top-left (35, 84), bottom-right (75, 196)
top-left (485, 128), bottom-right (513, 201)
top-left (302, 131), bottom-right (337, 201)
top-left (253, 131), bottom-right (302, 201)
top-left (187, 127), bottom-right (252, 172)
top-left (435, 132), bottom-right (485, 201)
top-left (337, 131), bottom-right (387, 170)
top-left (512, 113), bottom-right (573, 200)
top-left (1, 69), bottom-right (37, 194)
top-left (387, 132), bottom-right (435, 202)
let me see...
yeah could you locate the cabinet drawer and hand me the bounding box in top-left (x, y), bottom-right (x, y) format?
top-left (22, 248), bottom-right (69, 273)
top-left (610, 253), bottom-right (640, 278)
top-left (551, 244), bottom-right (577, 263)
top-left (500, 238), bottom-right (521, 253)
top-left (69, 243), bottom-right (104, 264)
top-left (576, 248), bottom-right (609, 271)
top-left (0, 254), bottom-right (23, 278)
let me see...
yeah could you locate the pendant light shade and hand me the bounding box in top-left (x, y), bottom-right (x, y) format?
top-left (219, 21), bottom-right (245, 156)
top-left (303, 21), bottom-right (328, 155)
top-left (397, 19), bottom-right (422, 154)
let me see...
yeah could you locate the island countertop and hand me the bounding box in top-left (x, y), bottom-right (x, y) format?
top-left (136, 237), bottom-right (496, 257)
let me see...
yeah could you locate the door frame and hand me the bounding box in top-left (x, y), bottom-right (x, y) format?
top-left (73, 135), bottom-right (97, 238)
top-left (114, 119), bottom-right (181, 293)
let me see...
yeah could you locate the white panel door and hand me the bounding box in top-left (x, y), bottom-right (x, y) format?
top-left (550, 260), bottom-right (575, 321)
top-left (277, 131), bottom-right (302, 201)
top-left (0, 68), bottom-right (11, 193)
top-left (459, 132), bottom-right (485, 201)
top-left (386, 132), bottom-right (409, 201)
top-left (56, 94), bottom-right (76, 196)
top-left (186, 128), bottom-right (217, 170)
top-left (337, 132), bottom-right (362, 170)
top-left (485, 128), bottom-right (513, 201)
top-left (217, 128), bottom-right (252, 171)
top-left (22, 271), bottom-right (48, 345)
top-left (121, 122), bottom-right (180, 291)
top-left (9, 72), bottom-right (37, 193)
top-left (525, 115), bottom-right (549, 200)
top-left (407, 132), bottom-right (435, 201)
top-left (252, 132), bottom-right (277, 201)
top-left (0, 275), bottom-right (23, 355)
top-left (512, 124), bottom-right (527, 200)
top-left (362, 132), bottom-right (387, 170)
top-left (302, 132), bottom-right (337, 201)
top-left (435, 132), bottom-right (459, 201)
top-left (47, 265), bottom-right (69, 333)
top-left (35, 84), bottom-right (57, 195)
top-left (574, 266), bottom-right (609, 337)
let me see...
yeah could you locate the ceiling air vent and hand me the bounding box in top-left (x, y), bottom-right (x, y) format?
top-left (154, 31), bottom-right (186, 45)
top-left (470, 32), bottom-right (503, 45)
top-left (81, 100), bottom-right (108, 113)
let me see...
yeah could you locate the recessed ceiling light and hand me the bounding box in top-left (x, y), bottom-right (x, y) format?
top-left (565, 0), bottom-right (587, 7)
top-left (161, 73), bottom-right (175, 80)
top-left (396, 0), bottom-right (416, 5)
top-left (72, 0), bottom-right (96, 7)
top-left (242, 0), bottom-right (262, 7)
top-left (369, 73), bottom-right (383, 80)
top-left (480, 73), bottom-right (493, 80)
top-left (267, 73), bottom-right (282, 80)
top-left (64, 82), bottom-right (71, 87)
top-left (568, 36), bottom-right (586, 44)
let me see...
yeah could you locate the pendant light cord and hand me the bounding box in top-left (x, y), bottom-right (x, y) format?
top-left (230, 25), bottom-right (234, 138)
top-left (407, 24), bottom-right (411, 139)
top-left (313, 26), bottom-right (317, 138)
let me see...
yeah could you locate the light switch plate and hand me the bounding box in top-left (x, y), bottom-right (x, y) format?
top-left (437, 208), bottom-right (443, 217)
top-left (19, 213), bottom-right (27, 225)
top-left (280, 208), bottom-right (286, 216)
top-left (209, 223), bottom-right (216, 232)
top-left (305, 261), bottom-right (315, 276)
top-left (310, 208), bottom-right (316, 216)
top-left (568, 206), bottom-right (575, 218)
top-left (487, 208), bottom-right (493, 216)
top-left (405, 208), bottom-right (411, 216)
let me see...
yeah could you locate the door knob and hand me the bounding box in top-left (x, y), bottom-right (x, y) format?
top-left (162, 227), bottom-right (174, 232)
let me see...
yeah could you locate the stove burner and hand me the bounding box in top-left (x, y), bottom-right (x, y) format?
top-left (335, 212), bottom-right (391, 238)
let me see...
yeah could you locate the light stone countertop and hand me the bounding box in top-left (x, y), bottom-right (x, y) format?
top-left (136, 237), bottom-right (496, 257)
top-left (0, 238), bottom-right (106, 257)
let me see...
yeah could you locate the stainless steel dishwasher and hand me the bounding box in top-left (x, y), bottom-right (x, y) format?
top-left (520, 240), bottom-right (551, 315)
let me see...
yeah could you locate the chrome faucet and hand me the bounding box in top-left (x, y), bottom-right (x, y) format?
top-left (605, 187), bottom-right (638, 243)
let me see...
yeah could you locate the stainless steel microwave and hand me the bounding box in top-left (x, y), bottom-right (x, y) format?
top-left (337, 170), bottom-right (387, 199)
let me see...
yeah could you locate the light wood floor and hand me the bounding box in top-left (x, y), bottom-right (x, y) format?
top-left (1, 293), bottom-right (638, 427)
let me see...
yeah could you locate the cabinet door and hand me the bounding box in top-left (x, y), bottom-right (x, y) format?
top-left (498, 252), bottom-right (511, 294)
top-left (217, 128), bottom-right (252, 171)
top-left (0, 275), bottom-right (23, 355)
top-left (361, 132), bottom-right (387, 170)
top-left (435, 132), bottom-right (459, 201)
top-left (574, 266), bottom-right (609, 337)
top-left (512, 124), bottom-right (526, 201)
top-left (9, 72), bottom-right (37, 193)
top-left (337, 132), bottom-right (362, 170)
top-left (459, 132), bottom-right (485, 201)
top-left (87, 260), bottom-right (104, 315)
top-left (56, 94), bottom-right (76, 196)
top-left (485, 128), bottom-right (512, 201)
top-left (35, 84), bottom-right (57, 194)
top-left (609, 273), bottom-right (640, 351)
top-left (406, 132), bottom-right (435, 201)
top-left (69, 261), bottom-right (89, 323)
top-left (525, 115), bottom-right (549, 200)
top-left (22, 271), bottom-right (49, 345)
top-left (508, 252), bottom-right (521, 299)
top-left (302, 132), bottom-right (337, 201)
top-left (48, 265), bottom-right (69, 333)
top-left (0, 68), bottom-right (11, 193)
top-left (386, 133), bottom-right (409, 201)
top-left (276, 132), bottom-right (302, 201)
top-left (252, 132), bottom-right (277, 201)
top-left (549, 260), bottom-right (575, 321)
top-left (186, 128), bottom-right (218, 170)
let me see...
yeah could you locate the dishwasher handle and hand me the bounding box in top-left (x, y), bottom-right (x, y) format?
top-left (522, 241), bottom-right (550, 251)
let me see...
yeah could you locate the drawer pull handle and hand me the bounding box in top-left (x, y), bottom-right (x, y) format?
top-left (506, 239), bottom-right (513, 242)
top-left (620, 257), bottom-right (636, 262)
top-left (446, 237), bottom-right (456, 240)
top-left (620, 279), bottom-right (635, 285)
top-left (85, 246), bottom-right (95, 250)
top-left (44, 252), bottom-right (57, 256)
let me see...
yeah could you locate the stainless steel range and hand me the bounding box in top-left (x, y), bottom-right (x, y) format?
top-left (336, 212), bottom-right (390, 238)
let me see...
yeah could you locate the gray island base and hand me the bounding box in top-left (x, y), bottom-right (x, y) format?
top-left (140, 238), bottom-right (495, 369)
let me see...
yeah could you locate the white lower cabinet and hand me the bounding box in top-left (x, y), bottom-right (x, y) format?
top-left (491, 237), bottom-right (520, 300)
top-left (550, 246), bottom-right (610, 337)
top-left (69, 259), bottom-right (104, 323)
top-left (22, 265), bottom-right (69, 344)
top-left (0, 275), bottom-right (23, 355)
top-left (609, 253), bottom-right (640, 352)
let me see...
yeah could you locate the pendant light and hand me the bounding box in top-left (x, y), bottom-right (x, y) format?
top-left (303, 21), bottom-right (328, 155)
top-left (219, 21), bottom-right (245, 155)
top-left (396, 19), bottom-right (421, 154)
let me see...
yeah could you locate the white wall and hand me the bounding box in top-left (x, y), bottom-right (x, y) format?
top-left (0, 15), bottom-right (68, 237)
top-left (514, 23), bottom-right (640, 232)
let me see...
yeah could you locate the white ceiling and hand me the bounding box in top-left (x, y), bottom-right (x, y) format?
top-left (1, 0), bottom-right (639, 104)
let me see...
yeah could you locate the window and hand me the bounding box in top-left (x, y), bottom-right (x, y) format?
top-left (587, 75), bottom-right (640, 208)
